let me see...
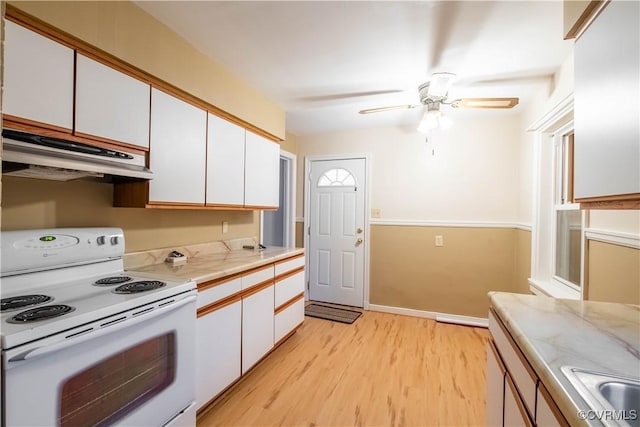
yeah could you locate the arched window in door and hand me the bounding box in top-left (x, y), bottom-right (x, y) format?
top-left (317, 168), bottom-right (356, 187)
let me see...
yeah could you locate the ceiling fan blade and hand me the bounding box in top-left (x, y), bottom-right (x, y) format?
top-left (450, 97), bottom-right (519, 109)
top-left (427, 72), bottom-right (456, 98)
top-left (358, 104), bottom-right (421, 114)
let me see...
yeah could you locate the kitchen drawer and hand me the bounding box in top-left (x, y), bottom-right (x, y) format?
top-left (241, 265), bottom-right (274, 290)
top-left (197, 277), bottom-right (241, 309)
top-left (275, 270), bottom-right (305, 308)
top-left (489, 310), bottom-right (537, 419)
top-left (275, 254), bottom-right (304, 276)
top-left (274, 296), bottom-right (304, 343)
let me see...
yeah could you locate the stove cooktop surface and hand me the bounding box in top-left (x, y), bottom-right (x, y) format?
top-left (0, 270), bottom-right (195, 350)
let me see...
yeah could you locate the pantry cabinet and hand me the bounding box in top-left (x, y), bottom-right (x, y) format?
top-left (2, 20), bottom-right (74, 131)
top-left (75, 54), bottom-right (151, 149)
top-left (573, 0), bottom-right (640, 207)
top-left (148, 89), bottom-right (207, 205)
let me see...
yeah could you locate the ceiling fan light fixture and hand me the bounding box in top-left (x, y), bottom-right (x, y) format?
top-left (417, 104), bottom-right (445, 133)
top-left (426, 72), bottom-right (456, 99)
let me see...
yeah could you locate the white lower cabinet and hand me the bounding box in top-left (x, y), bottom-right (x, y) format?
top-left (275, 298), bottom-right (304, 343)
top-left (196, 300), bottom-right (241, 410)
top-left (488, 309), bottom-right (569, 427)
top-left (241, 285), bottom-right (275, 375)
top-left (486, 341), bottom-right (506, 427)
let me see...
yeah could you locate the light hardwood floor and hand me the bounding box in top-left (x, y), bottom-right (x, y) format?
top-left (197, 310), bottom-right (490, 427)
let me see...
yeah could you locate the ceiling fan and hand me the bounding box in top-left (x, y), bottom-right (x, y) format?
top-left (358, 72), bottom-right (519, 132)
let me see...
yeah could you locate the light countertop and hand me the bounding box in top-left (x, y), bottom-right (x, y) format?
top-left (489, 292), bottom-right (640, 426)
top-left (124, 239), bottom-right (304, 284)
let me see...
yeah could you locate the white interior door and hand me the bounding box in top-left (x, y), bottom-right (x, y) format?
top-left (308, 158), bottom-right (366, 307)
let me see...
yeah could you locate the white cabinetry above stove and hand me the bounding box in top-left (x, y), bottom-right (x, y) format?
top-left (3, 20), bottom-right (74, 132)
top-left (75, 54), bottom-right (151, 150)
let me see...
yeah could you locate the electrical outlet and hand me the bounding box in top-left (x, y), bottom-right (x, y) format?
top-left (222, 221), bottom-right (229, 234)
top-left (371, 208), bottom-right (381, 218)
top-left (435, 235), bottom-right (444, 247)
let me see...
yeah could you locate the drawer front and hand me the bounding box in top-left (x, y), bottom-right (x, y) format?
top-left (489, 311), bottom-right (537, 419)
top-left (197, 277), bottom-right (241, 309)
top-left (275, 255), bottom-right (305, 276)
top-left (537, 382), bottom-right (569, 426)
top-left (275, 271), bottom-right (305, 308)
top-left (241, 265), bottom-right (274, 290)
top-left (275, 297), bottom-right (304, 343)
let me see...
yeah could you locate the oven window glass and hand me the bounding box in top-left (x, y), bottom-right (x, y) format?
top-left (59, 333), bottom-right (176, 427)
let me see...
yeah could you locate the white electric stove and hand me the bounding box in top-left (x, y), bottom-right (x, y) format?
top-left (1, 227), bottom-right (197, 427)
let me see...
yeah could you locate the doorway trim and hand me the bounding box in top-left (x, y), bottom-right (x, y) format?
top-left (304, 153), bottom-right (372, 309)
top-left (261, 149), bottom-right (296, 247)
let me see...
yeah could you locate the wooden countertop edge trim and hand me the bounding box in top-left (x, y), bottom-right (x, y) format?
top-left (197, 294), bottom-right (242, 318)
top-left (275, 293), bottom-right (304, 314)
top-left (275, 266), bottom-right (305, 283)
top-left (198, 263), bottom-right (275, 291)
top-left (274, 253), bottom-right (305, 264)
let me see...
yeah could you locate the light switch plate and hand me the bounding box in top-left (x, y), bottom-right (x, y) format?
top-left (435, 235), bottom-right (444, 247)
top-left (222, 221), bottom-right (229, 233)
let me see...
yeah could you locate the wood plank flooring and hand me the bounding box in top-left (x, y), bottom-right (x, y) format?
top-left (197, 310), bottom-right (490, 427)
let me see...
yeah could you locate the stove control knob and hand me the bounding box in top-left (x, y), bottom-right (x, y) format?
top-left (97, 236), bottom-right (106, 245)
top-left (110, 236), bottom-right (120, 246)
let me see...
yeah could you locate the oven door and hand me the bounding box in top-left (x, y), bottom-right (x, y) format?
top-left (2, 292), bottom-right (196, 427)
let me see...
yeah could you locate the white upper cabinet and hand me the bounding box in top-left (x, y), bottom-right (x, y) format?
top-left (206, 114), bottom-right (246, 206)
top-left (3, 20), bottom-right (74, 130)
top-left (149, 88), bottom-right (207, 204)
top-left (75, 54), bottom-right (151, 149)
top-left (244, 131), bottom-right (280, 208)
top-left (574, 0), bottom-right (640, 200)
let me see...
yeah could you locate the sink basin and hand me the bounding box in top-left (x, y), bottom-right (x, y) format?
top-left (562, 366), bottom-right (640, 427)
top-left (599, 381), bottom-right (640, 415)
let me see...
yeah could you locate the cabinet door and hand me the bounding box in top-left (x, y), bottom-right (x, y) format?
top-left (3, 20), bottom-right (74, 130)
top-left (574, 0), bottom-right (640, 200)
top-left (206, 114), bottom-right (246, 206)
top-left (196, 300), bottom-right (241, 410)
top-left (274, 297), bottom-right (304, 343)
top-left (244, 131), bottom-right (280, 208)
top-left (241, 285), bottom-right (275, 374)
top-left (149, 88), bottom-right (207, 204)
top-left (486, 341), bottom-right (506, 427)
top-left (75, 54), bottom-right (151, 149)
top-left (536, 383), bottom-right (569, 427)
top-left (504, 373), bottom-right (534, 427)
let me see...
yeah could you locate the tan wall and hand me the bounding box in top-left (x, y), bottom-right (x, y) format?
top-left (9, 1), bottom-right (285, 139)
top-left (1, 176), bottom-right (258, 252)
top-left (295, 221), bottom-right (304, 249)
top-left (587, 241), bottom-right (640, 305)
top-left (282, 132), bottom-right (299, 156)
top-left (370, 225), bottom-right (520, 319)
top-left (514, 229), bottom-right (532, 294)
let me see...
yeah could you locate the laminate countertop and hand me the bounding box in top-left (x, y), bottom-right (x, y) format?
top-left (489, 292), bottom-right (640, 426)
top-left (125, 241), bottom-right (304, 284)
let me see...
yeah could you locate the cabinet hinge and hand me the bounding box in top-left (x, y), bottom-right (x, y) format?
top-left (307, 226), bottom-right (310, 235)
top-left (307, 280), bottom-right (310, 290)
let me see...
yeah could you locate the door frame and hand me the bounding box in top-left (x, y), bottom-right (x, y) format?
top-left (304, 153), bottom-right (372, 309)
top-left (260, 149), bottom-right (296, 247)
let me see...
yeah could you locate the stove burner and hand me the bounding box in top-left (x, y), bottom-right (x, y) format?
top-left (113, 280), bottom-right (166, 294)
top-left (1, 294), bottom-right (53, 312)
top-left (8, 304), bottom-right (74, 323)
top-left (94, 276), bottom-right (132, 286)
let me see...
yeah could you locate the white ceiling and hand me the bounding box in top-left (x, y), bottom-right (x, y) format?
top-left (135, 1), bottom-right (573, 136)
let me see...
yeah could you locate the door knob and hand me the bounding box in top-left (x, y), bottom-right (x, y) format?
top-left (356, 227), bottom-right (363, 234)
top-left (356, 238), bottom-right (363, 245)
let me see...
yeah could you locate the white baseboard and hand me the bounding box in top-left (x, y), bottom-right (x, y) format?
top-left (368, 304), bottom-right (488, 328)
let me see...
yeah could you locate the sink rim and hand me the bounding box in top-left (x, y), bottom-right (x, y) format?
top-left (561, 366), bottom-right (640, 427)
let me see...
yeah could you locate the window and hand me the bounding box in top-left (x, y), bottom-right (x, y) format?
top-left (317, 168), bottom-right (356, 187)
top-left (553, 132), bottom-right (582, 290)
top-left (530, 109), bottom-right (583, 300)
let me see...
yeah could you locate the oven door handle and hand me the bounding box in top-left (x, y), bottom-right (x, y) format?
top-left (8, 294), bottom-right (196, 363)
